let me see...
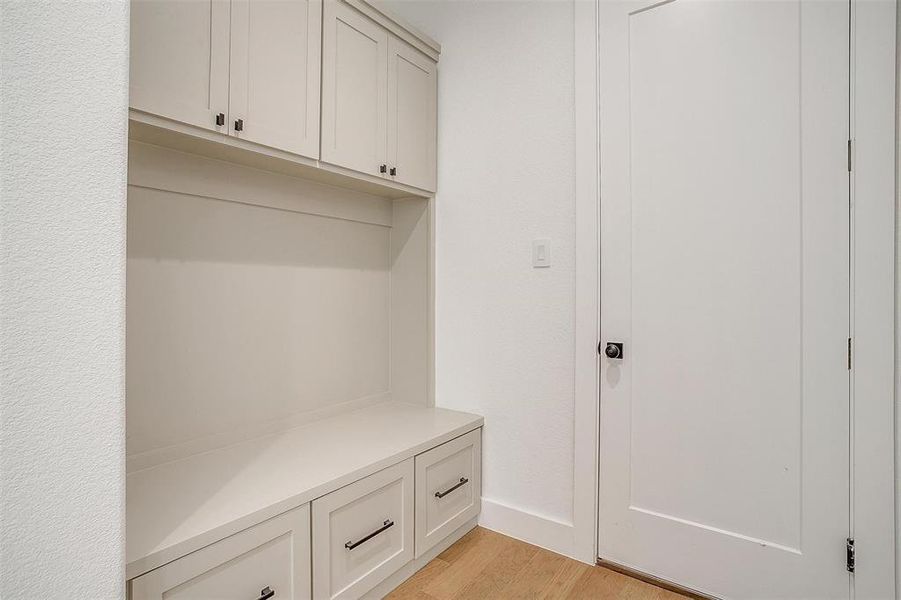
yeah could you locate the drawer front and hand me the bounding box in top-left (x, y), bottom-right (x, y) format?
top-left (414, 428), bottom-right (482, 557)
top-left (312, 459), bottom-right (414, 600)
top-left (130, 504), bottom-right (311, 600)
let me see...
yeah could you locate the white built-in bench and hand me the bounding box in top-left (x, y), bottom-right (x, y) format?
top-left (127, 402), bottom-right (482, 599)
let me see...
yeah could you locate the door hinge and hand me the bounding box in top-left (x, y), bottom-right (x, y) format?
top-left (847, 337), bottom-right (852, 370)
top-left (846, 538), bottom-right (855, 573)
top-left (847, 139), bottom-right (852, 172)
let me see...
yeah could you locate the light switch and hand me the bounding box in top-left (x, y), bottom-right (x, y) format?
top-left (532, 238), bottom-right (551, 268)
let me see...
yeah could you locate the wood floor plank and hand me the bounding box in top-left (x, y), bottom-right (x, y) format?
top-left (499, 547), bottom-right (568, 599)
top-left (436, 527), bottom-right (489, 564)
top-left (651, 587), bottom-right (695, 600)
top-left (452, 532), bottom-right (539, 599)
top-left (387, 527), bottom-right (687, 600)
top-left (386, 592), bottom-right (435, 600)
top-left (422, 528), bottom-right (514, 600)
top-left (565, 566), bottom-right (634, 600)
top-left (622, 577), bottom-right (672, 600)
top-left (541, 559), bottom-right (591, 600)
top-left (387, 558), bottom-right (450, 600)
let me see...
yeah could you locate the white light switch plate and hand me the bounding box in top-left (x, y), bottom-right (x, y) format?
top-left (532, 238), bottom-right (551, 268)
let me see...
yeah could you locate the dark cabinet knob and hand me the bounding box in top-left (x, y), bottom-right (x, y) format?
top-left (379, 164), bottom-right (387, 174)
top-left (257, 586), bottom-right (275, 600)
top-left (389, 167), bottom-right (397, 176)
top-left (604, 342), bottom-right (623, 359)
top-left (215, 112), bottom-right (225, 126)
top-left (234, 118), bottom-right (244, 132)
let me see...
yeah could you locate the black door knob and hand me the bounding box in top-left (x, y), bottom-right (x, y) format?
top-left (604, 342), bottom-right (623, 359)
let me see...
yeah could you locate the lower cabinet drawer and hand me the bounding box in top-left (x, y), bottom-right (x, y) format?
top-left (312, 459), bottom-right (414, 600)
top-left (130, 504), bottom-right (311, 600)
top-left (414, 428), bottom-right (481, 557)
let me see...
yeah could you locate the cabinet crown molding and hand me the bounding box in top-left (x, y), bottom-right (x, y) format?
top-left (345, 0), bottom-right (441, 61)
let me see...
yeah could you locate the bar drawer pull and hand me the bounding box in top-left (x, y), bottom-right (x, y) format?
top-left (435, 477), bottom-right (469, 499)
top-left (257, 586), bottom-right (275, 600)
top-left (345, 519), bottom-right (394, 550)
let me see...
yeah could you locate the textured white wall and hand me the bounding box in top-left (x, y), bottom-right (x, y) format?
top-left (0, 2), bottom-right (128, 598)
top-left (380, 0), bottom-right (577, 528)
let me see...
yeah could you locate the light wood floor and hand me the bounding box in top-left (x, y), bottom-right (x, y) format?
top-left (386, 527), bottom-right (688, 600)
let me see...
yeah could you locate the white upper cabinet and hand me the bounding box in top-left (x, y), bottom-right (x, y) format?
top-left (130, 0), bottom-right (231, 133)
top-left (322, 1), bottom-right (438, 192)
top-left (387, 37), bottom-right (437, 192)
top-left (130, 0), bottom-right (322, 160)
top-left (321, 1), bottom-right (388, 179)
top-left (130, 0), bottom-right (438, 194)
top-left (229, 0), bottom-right (322, 158)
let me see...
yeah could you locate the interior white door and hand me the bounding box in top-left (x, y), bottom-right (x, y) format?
top-left (228, 0), bottom-right (322, 159)
top-left (597, 2), bottom-right (850, 598)
top-left (321, 1), bottom-right (388, 178)
top-left (129, 0), bottom-right (230, 132)
top-left (387, 36), bottom-right (438, 192)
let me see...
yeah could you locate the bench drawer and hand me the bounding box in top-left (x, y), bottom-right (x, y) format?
top-left (312, 459), bottom-right (414, 600)
top-left (414, 428), bottom-right (481, 557)
top-left (130, 504), bottom-right (311, 600)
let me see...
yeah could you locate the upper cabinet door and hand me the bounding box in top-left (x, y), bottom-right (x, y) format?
top-left (130, 0), bottom-right (230, 133)
top-left (321, 1), bottom-right (388, 177)
top-left (387, 37), bottom-right (437, 192)
top-left (229, 0), bottom-right (322, 159)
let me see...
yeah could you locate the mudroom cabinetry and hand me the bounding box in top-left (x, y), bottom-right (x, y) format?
top-left (130, 0), bottom-right (321, 159)
top-left (129, 0), bottom-right (438, 195)
top-left (127, 3), bottom-right (470, 599)
top-left (129, 0), bottom-right (231, 134)
top-left (321, 0), bottom-right (438, 191)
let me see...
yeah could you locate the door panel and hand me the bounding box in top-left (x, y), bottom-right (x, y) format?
top-left (387, 37), bottom-right (438, 192)
top-left (597, 1), bottom-right (850, 598)
top-left (129, 0), bottom-right (230, 132)
top-left (321, 1), bottom-right (388, 177)
top-left (229, 0), bottom-right (322, 159)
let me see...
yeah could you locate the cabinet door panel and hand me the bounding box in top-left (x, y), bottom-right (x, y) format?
top-left (414, 429), bottom-right (481, 557)
top-left (131, 505), bottom-right (311, 600)
top-left (229, 0), bottom-right (322, 158)
top-left (387, 37), bottom-right (437, 192)
top-left (130, 0), bottom-right (230, 132)
top-left (321, 1), bottom-right (388, 177)
top-left (312, 460), bottom-right (414, 600)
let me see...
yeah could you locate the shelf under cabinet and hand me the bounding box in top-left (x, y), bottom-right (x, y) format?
top-left (129, 111), bottom-right (433, 201)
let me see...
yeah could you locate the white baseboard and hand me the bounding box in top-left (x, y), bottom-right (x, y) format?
top-left (478, 498), bottom-right (584, 562)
